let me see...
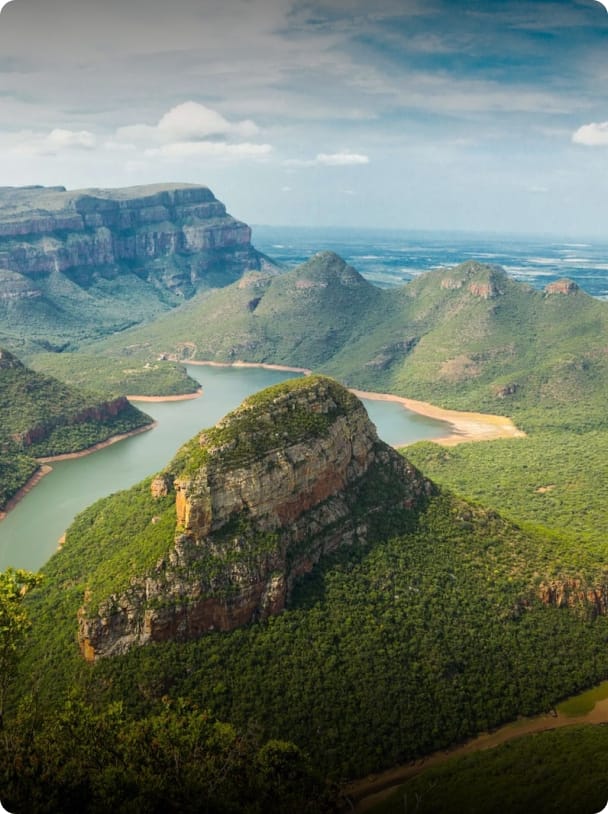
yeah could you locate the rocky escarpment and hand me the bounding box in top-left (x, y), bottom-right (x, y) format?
top-left (0, 183), bottom-right (274, 352)
top-left (538, 578), bottom-right (608, 618)
top-left (77, 376), bottom-right (434, 660)
top-left (0, 183), bottom-right (264, 293)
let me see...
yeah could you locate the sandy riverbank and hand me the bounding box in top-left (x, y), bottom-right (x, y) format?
top-left (0, 424), bottom-right (156, 522)
top-left (350, 697), bottom-right (608, 811)
top-left (348, 388), bottom-right (526, 446)
top-left (127, 388), bottom-right (202, 402)
top-left (36, 422), bottom-right (156, 463)
top-left (187, 360), bottom-right (524, 445)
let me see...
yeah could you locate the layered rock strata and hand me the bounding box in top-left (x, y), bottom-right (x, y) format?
top-left (78, 376), bottom-right (434, 660)
top-left (0, 183), bottom-right (263, 292)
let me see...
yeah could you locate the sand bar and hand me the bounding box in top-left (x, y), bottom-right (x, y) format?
top-left (349, 388), bottom-right (526, 446)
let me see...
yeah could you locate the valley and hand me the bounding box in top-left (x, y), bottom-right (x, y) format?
top-left (1, 186), bottom-right (608, 813)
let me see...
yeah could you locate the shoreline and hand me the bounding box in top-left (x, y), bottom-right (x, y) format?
top-left (349, 696), bottom-right (608, 811)
top-left (186, 359), bottom-right (312, 375)
top-left (0, 423), bottom-right (155, 523)
top-left (348, 388), bottom-right (526, 446)
top-left (36, 422), bottom-right (156, 463)
top-left (186, 360), bottom-right (524, 445)
top-left (127, 388), bottom-right (203, 403)
top-left (0, 465), bottom-right (53, 521)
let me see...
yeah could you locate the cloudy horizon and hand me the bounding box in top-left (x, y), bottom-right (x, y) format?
top-left (0, 0), bottom-right (607, 236)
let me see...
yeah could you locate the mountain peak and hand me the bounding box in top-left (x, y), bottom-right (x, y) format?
top-left (295, 250), bottom-right (370, 288)
top-left (77, 376), bottom-right (433, 659)
top-left (437, 261), bottom-right (508, 299)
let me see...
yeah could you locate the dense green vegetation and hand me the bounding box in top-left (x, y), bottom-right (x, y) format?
top-left (370, 725), bottom-right (608, 814)
top-left (0, 696), bottom-right (334, 814)
top-left (406, 429), bottom-right (608, 554)
top-left (84, 255), bottom-right (608, 433)
top-left (0, 568), bottom-right (42, 724)
top-left (0, 447), bottom-right (39, 510)
top-left (29, 352), bottom-right (199, 398)
top-left (0, 349), bottom-right (152, 509)
top-left (10, 488), bottom-right (608, 805)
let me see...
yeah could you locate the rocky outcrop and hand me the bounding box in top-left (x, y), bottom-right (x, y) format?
top-left (544, 279), bottom-right (579, 296)
top-left (0, 347), bottom-right (22, 369)
top-left (438, 262), bottom-right (505, 300)
top-left (78, 376), bottom-right (434, 660)
top-left (365, 338), bottom-right (419, 370)
top-left (538, 578), bottom-right (608, 618)
top-left (0, 184), bottom-right (272, 332)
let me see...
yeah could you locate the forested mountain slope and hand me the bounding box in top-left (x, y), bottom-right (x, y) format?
top-left (0, 348), bottom-right (151, 510)
top-left (5, 378), bottom-right (608, 812)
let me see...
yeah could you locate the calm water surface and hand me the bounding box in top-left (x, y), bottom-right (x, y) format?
top-left (0, 365), bottom-right (449, 572)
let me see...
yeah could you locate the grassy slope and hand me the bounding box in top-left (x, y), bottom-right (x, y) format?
top-left (28, 352), bottom-right (200, 397)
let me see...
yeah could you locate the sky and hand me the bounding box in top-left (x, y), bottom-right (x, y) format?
top-left (0, 0), bottom-right (608, 236)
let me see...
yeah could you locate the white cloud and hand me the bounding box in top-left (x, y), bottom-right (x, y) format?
top-left (284, 151), bottom-right (369, 167)
top-left (145, 141), bottom-right (272, 160)
top-left (157, 101), bottom-right (259, 140)
top-left (111, 101), bottom-right (269, 163)
top-left (115, 102), bottom-right (261, 147)
top-left (316, 151), bottom-right (369, 166)
top-left (11, 128), bottom-right (96, 155)
top-left (572, 121), bottom-right (608, 146)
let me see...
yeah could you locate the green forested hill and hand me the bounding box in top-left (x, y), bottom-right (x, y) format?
top-left (5, 381), bottom-right (608, 812)
top-left (0, 348), bottom-right (151, 509)
top-left (6, 489), bottom-right (608, 810)
top-left (80, 253), bottom-right (608, 431)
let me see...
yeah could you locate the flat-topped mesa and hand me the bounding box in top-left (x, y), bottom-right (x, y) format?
top-left (77, 376), bottom-right (434, 660)
top-left (0, 183), bottom-right (266, 298)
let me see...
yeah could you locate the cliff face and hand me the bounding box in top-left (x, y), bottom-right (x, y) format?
top-left (0, 183), bottom-right (263, 296)
top-left (77, 376), bottom-right (434, 660)
top-left (538, 578), bottom-right (608, 618)
top-left (0, 183), bottom-right (273, 352)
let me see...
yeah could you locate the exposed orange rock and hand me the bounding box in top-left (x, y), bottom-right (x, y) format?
top-left (78, 377), bottom-right (434, 660)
